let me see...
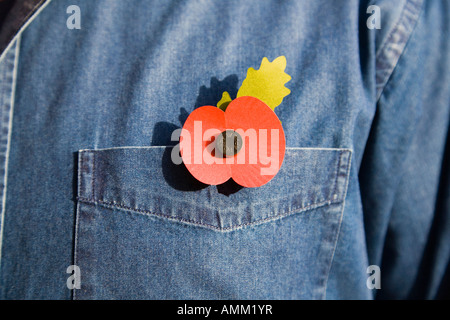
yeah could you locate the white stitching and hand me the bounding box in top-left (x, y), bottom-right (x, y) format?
top-left (0, 36), bottom-right (21, 273)
top-left (77, 196), bottom-right (342, 233)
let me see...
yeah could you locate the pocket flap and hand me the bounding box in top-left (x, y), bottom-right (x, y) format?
top-left (77, 147), bottom-right (351, 231)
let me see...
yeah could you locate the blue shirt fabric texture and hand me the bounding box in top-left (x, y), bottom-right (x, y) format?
top-left (0, 0), bottom-right (449, 299)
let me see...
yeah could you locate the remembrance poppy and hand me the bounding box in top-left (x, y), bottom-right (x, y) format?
top-left (179, 56), bottom-right (291, 188)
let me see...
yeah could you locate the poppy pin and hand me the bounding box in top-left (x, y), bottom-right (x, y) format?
top-left (180, 56), bottom-right (291, 188)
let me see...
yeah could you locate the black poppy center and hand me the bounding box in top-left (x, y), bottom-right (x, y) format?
top-left (215, 130), bottom-right (243, 158)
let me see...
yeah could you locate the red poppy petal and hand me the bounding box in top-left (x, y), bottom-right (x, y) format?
top-left (225, 96), bottom-right (286, 188)
top-left (180, 106), bottom-right (231, 185)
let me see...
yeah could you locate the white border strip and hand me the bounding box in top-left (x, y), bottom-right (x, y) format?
top-left (0, 35), bottom-right (21, 269)
top-left (0, 0), bottom-right (53, 65)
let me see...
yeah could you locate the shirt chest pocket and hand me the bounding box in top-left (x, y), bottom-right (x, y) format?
top-left (74, 147), bottom-right (351, 299)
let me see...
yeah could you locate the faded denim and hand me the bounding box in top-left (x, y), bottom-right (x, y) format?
top-left (0, 0), bottom-right (449, 299)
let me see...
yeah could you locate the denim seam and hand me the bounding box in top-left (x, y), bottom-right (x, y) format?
top-left (77, 196), bottom-right (344, 232)
top-left (72, 202), bottom-right (80, 300)
top-left (92, 151), bottom-right (96, 202)
top-left (72, 150), bottom-right (85, 301)
top-left (331, 150), bottom-right (343, 200)
top-left (323, 149), bottom-right (353, 299)
top-left (375, 0), bottom-right (424, 100)
top-left (0, 36), bottom-right (20, 279)
top-left (374, 1), bottom-right (408, 60)
top-left (80, 146), bottom-right (353, 152)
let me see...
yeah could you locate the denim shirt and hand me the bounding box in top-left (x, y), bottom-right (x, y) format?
top-left (0, 0), bottom-right (449, 299)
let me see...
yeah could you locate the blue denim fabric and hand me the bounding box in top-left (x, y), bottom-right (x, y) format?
top-left (75, 147), bottom-right (351, 299)
top-left (0, 0), bottom-right (449, 299)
